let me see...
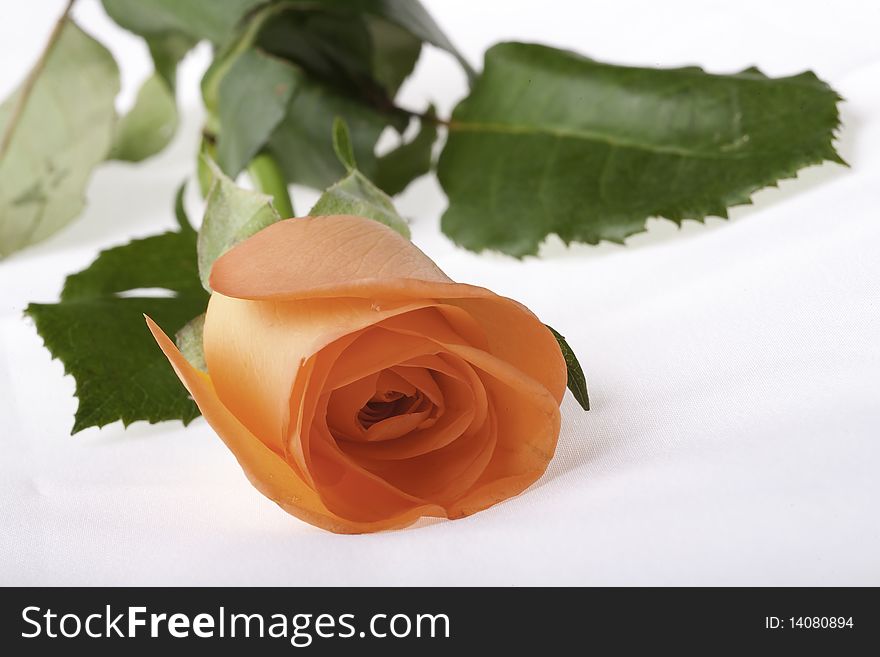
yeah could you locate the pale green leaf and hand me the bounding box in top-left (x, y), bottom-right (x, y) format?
top-left (197, 136), bottom-right (217, 197)
top-left (146, 30), bottom-right (196, 88)
top-left (198, 158), bottom-right (281, 291)
top-left (176, 313), bottom-right (207, 372)
top-left (0, 20), bottom-right (119, 258)
top-left (110, 73), bottom-right (178, 162)
top-left (332, 116), bottom-right (358, 171)
top-left (311, 122), bottom-right (410, 237)
top-left (310, 170), bottom-right (410, 238)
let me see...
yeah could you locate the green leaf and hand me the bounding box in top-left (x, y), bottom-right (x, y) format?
top-left (309, 0), bottom-right (474, 80)
top-left (206, 0), bottom-right (465, 192)
top-left (369, 0), bottom-right (474, 80)
top-left (110, 73), bottom-right (178, 162)
top-left (198, 158), bottom-right (281, 291)
top-left (101, 1), bottom-right (197, 91)
top-left (366, 18), bottom-right (422, 95)
top-left (206, 30), bottom-right (402, 190)
top-left (256, 7), bottom-right (387, 96)
top-left (374, 109), bottom-right (438, 195)
top-left (0, 20), bottom-right (119, 259)
top-left (266, 74), bottom-right (396, 189)
top-left (145, 30), bottom-right (196, 89)
top-left (197, 136), bottom-right (218, 198)
top-left (332, 116), bottom-right (358, 171)
top-left (310, 170), bottom-right (410, 238)
top-left (173, 180), bottom-right (194, 232)
top-left (216, 48), bottom-right (299, 177)
top-left (256, 0), bottom-right (466, 91)
top-left (546, 325), bottom-right (589, 411)
top-left (438, 42), bottom-right (844, 256)
top-left (176, 313), bottom-right (207, 372)
top-left (26, 227), bottom-right (208, 433)
top-left (101, 0), bottom-right (264, 45)
top-left (310, 121), bottom-right (410, 237)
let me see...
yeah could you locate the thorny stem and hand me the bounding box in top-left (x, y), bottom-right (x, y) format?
top-left (0, 0), bottom-right (78, 159)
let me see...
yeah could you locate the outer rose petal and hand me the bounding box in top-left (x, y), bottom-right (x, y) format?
top-left (145, 316), bottom-right (445, 534)
top-left (210, 215), bottom-right (567, 403)
top-left (209, 215), bottom-right (456, 301)
top-left (202, 294), bottom-right (433, 456)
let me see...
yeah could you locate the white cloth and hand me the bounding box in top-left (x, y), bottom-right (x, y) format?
top-left (1, 0), bottom-right (878, 585)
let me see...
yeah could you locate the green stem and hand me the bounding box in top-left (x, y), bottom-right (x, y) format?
top-left (248, 152), bottom-right (294, 218)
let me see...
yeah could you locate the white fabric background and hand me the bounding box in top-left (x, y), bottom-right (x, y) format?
top-left (1, 0), bottom-right (878, 586)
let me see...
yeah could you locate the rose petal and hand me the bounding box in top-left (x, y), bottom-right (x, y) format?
top-left (211, 215), bottom-right (566, 406)
top-left (288, 335), bottom-right (439, 522)
top-left (448, 297), bottom-right (568, 404)
top-left (442, 345), bottom-right (561, 519)
top-left (339, 355), bottom-right (486, 462)
top-left (210, 215), bottom-right (468, 302)
top-left (326, 372), bottom-right (380, 440)
top-left (204, 294), bottom-right (432, 454)
top-left (360, 404), bottom-right (498, 506)
top-left (145, 316), bottom-right (443, 533)
top-left (391, 365), bottom-right (443, 407)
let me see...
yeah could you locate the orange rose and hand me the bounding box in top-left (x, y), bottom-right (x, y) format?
top-left (146, 215), bottom-right (566, 533)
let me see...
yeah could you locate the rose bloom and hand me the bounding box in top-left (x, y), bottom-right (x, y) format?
top-left (147, 215), bottom-right (566, 533)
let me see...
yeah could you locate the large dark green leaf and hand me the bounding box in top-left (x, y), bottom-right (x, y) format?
top-left (0, 20), bottom-right (119, 258)
top-left (438, 42), bottom-right (844, 256)
top-left (26, 221), bottom-right (208, 433)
